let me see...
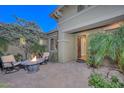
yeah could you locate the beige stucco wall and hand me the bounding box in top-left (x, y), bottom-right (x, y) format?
top-left (59, 6), bottom-right (124, 33)
top-left (59, 5), bottom-right (77, 22)
top-left (5, 45), bottom-right (25, 58)
top-left (57, 5), bottom-right (124, 63)
top-left (58, 30), bottom-right (76, 63)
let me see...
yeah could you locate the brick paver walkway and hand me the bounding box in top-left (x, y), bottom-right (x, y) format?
top-left (0, 62), bottom-right (92, 88)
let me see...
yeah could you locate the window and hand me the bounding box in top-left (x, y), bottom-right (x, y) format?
top-left (55, 39), bottom-right (58, 50)
top-left (77, 5), bottom-right (85, 12)
top-left (50, 37), bottom-right (58, 51)
top-left (50, 38), bottom-right (54, 50)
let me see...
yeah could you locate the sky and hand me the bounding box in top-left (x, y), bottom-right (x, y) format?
top-left (0, 5), bottom-right (58, 32)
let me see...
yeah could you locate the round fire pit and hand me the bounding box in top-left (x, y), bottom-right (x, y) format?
top-left (26, 63), bottom-right (40, 73)
top-left (21, 60), bottom-right (40, 73)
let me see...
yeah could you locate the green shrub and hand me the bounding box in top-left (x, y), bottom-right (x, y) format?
top-left (88, 32), bottom-right (113, 68)
top-left (29, 43), bottom-right (47, 54)
top-left (89, 73), bottom-right (124, 88)
top-left (0, 83), bottom-right (8, 88)
top-left (14, 53), bottom-right (23, 61)
top-left (89, 73), bottom-right (109, 88)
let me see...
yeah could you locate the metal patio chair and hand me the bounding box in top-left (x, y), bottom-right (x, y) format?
top-left (1, 55), bottom-right (21, 74)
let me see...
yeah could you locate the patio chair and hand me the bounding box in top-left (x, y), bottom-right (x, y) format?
top-left (38, 52), bottom-right (50, 65)
top-left (0, 58), bottom-right (3, 72)
top-left (1, 55), bottom-right (21, 74)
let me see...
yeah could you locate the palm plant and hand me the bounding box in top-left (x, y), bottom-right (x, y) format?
top-left (88, 32), bottom-right (112, 67)
top-left (113, 26), bottom-right (124, 71)
top-left (88, 25), bottom-right (124, 71)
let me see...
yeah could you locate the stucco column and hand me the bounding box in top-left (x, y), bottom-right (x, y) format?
top-left (58, 29), bottom-right (76, 63)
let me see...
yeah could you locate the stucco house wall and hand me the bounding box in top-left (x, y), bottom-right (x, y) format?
top-left (58, 5), bottom-right (77, 22)
top-left (58, 30), bottom-right (76, 63)
top-left (52, 5), bottom-right (124, 63)
top-left (59, 6), bottom-right (124, 33)
top-left (5, 45), bottom-right (25, 58)
top-left (47, 30), bottom-right (58, 62)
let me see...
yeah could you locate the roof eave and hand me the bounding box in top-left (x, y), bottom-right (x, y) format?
top-left (50, 5), bottom-right (64, 19)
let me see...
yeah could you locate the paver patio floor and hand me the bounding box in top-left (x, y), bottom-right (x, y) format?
top-left (0, 62), bottom-right (93, 88)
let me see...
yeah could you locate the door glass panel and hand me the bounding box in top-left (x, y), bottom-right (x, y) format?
top-left (81, 35), bottom-right (86, 56)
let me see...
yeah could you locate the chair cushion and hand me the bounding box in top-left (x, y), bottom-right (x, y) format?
top-left (1, 55), bottom-right (16, 63)
top-left (42, 52), bottom-right (50, 60)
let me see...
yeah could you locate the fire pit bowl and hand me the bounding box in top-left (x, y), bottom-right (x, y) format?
top-left (20, 56), bottom-right (40, 73)
top-left (26, 63), bottom-right (40, 73)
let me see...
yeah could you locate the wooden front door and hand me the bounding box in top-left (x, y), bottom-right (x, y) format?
top-left (77, 35), bottom-right (87, 61)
